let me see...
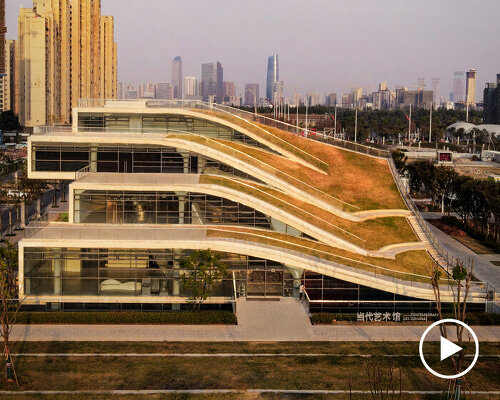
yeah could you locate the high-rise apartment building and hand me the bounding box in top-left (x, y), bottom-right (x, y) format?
top-left (266, 54), bottom-right (279, 100)
top-left (431, 78), bottom-right (440, 104)
top-left (244, 83), bottom-right (259, 107)
top-left (0, 39), bottom-right (15, 113)
top-left (223, 81), bottom-right (236, 100)
top-left (184, 76), bottom-right (199, 99)
top-left (201, 62), bottom-right (223, 103)
top-left (17, 7), bottom-right (47, 126)
top-left (452, 71), bottom-right (465, 103)
top-left (100, 15), bottom-right (117, 100)
top-left (325, 93), bottom-right (337, 107)
top-left (483, 74), bottom-right (500, 124)
top-left (466, 68), bottom-right (477, 107)
top-left (155, 82), bottom-right (172, 100)
top-left (271, 81), bottom-right (284, 104)
top-left (171, 56), bottom-right (182, 99)
top-left (16, 0), bottom-right (117, 127)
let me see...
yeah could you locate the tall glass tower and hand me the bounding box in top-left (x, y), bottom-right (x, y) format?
top-left (266, 54), bottom-right (279, 100)
top-left (171, 56), bottom-right (183, 99)
top-left (452, 71), bottom-right (465, 103)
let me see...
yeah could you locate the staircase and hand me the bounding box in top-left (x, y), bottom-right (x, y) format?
top-left (235, 297), bottom-right (313, 341)
top-left (407, 215), bottom-right (449, 272)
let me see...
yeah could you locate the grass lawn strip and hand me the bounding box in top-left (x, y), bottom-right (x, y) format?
top-left (1, 342), bottom-right (498, 392)
top-left (201, 174), bottom-right (418, 250)
top-left (207, 227), bottom-right (434, 281)
top-left (169, 119), bottom-right (405, 210)
top-left (3, 395), bottom-right (500, 400)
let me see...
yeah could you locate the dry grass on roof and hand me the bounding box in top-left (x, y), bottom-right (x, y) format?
top-left (200, 175), bottom-right (417, 250)
top-left (207, 227), bottom-right (434, 282)
top-left (169, 119), bottom-right (405, 210)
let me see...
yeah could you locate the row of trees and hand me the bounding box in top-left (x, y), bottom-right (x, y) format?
top-left (404, 159), bottom-right (500, 246)
top-left (238, 106), bottom-right (484, 142)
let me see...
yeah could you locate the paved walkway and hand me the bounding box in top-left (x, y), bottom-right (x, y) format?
top-left (420, 215), bottom-right (500, 293)
top-left (10, 299), bottom-right (500, 342)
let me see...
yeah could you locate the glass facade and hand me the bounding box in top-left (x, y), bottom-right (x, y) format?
top-left (74, 190), bottom-right (273, 228)
top-left (303, 271), bottom-right (486, 314)
top-left (77, 113), bottom-right (276, 153)
top-left (23, 247), bottom-right (296, 298)
top-left (32, 143), bottom-right (262, 182)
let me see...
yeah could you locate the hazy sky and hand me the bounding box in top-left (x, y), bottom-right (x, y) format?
top-left (7, 0), bottom-right (500, 99)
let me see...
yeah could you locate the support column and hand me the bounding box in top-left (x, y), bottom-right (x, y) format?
top-left (52, 184), bottom-right (60, 208)
top-left (285, 266), bottom-right (304, 298)
top-left (177, 192), bottom-right (187, 224)
top-left (19, 201), bottom-right (26, 229)
top-left (36, 198), bottom-right (41, 219)
top-left (54, 252), bottom-right (63, 295)
top-left (90, 146), bottom-right (98, 172)
top-left (61, 182), bottom-right (68, 203)
top-left (172, 250), bottom-right (181, 310)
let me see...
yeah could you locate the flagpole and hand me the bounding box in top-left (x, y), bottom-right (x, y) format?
top-left (429, 102), bottom-right (432, 143)
top-left (334, 105), bottom-right (337, 136)
top-left (408, 104), bottom-right (412, 142)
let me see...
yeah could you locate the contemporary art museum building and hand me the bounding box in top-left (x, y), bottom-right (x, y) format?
top-left (18, 100), bottom-right (492, 312)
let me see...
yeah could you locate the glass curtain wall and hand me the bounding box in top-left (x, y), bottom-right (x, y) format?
top-left (74, 190), bottom-right (272, 228)
top-left (77, 113), bottom-right (277, 153)
top-left (23, 248), bottom-right (294, 298)
top-left (32, 144), bottom-right (262, 182)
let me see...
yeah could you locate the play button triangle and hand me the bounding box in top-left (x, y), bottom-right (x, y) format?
top-left (440, 336), bottom-right (462, 361)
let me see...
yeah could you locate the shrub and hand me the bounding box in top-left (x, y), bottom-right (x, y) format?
top-left (14, 311), bottom-right (237, 325)
top-left (310, 313), bottom-right (356, 324)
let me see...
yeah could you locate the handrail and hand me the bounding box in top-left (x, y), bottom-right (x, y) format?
top-left (75, 165), bottom-right (91, 180)
top-left (175, 133), bottom-right (359, 211)
top-left (75, 99), bottom-right (391, 159)
top-left (387, 157), bottom-right (460, 274)
top-left (207, 226), bottom-right (485, 290)
top-left (204, 175), bottom-right (366, 245)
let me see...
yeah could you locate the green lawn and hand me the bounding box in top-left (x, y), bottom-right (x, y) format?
top-left (1, 342), bottom-right (499, 397)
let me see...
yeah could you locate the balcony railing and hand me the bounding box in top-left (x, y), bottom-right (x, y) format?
top-left (76, 99), bottom-right (392, 159)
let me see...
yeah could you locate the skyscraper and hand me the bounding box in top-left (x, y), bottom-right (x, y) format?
top-left (16, 0), bottom-right (117, 126)
top-left (431, 78), bottom-right (440, 104)
top-left (223, 81), bottom-right (236, 101)
top-left (266, 54), bottom-right (279, 100)
top-left (184, 76), bottom-right (199, 99)
top-left (201, 61), bottom-right (223, 103)
top-left (100, 16), bottom-right (117, 100)
top-left (17, 7), bottom-right (47, 126)
top-left (453, 71), bottom-right (465, 103)
top-left (325, 93), bottom-right (337, 107)
top-left (171, 56), bottom-right (182, 99)
top-left (466, 68), bottom-right (477, 107)
top-left (244, 83), bottom-right (259, 107)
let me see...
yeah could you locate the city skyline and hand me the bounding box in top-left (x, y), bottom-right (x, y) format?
top-left (5, 0), bottom-right (500, 99)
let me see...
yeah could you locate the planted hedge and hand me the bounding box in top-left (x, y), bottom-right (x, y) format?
top-left (310, 313), bottom-right (356, 324)
top-left (15, 311), bottom-right (237, 325)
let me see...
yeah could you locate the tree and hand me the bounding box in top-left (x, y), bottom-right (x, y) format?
top-left (434, 167), bottom-right (458, 214)
top-left (430, 260), bottom-right (474, 400)
top-left (0, 240), bottom-right (21, 385)
top-left (180, 249), bottom-right (229, 310)
top-left (391, 150), bottom-right (407, 173)
top-left (0, 111), bottom-right (20, 132)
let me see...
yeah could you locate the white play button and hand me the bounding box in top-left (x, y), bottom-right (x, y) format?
top-left (419, 319), bottom-right (479, 379)
top-left (440, 336), bottom-right (462, 361)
